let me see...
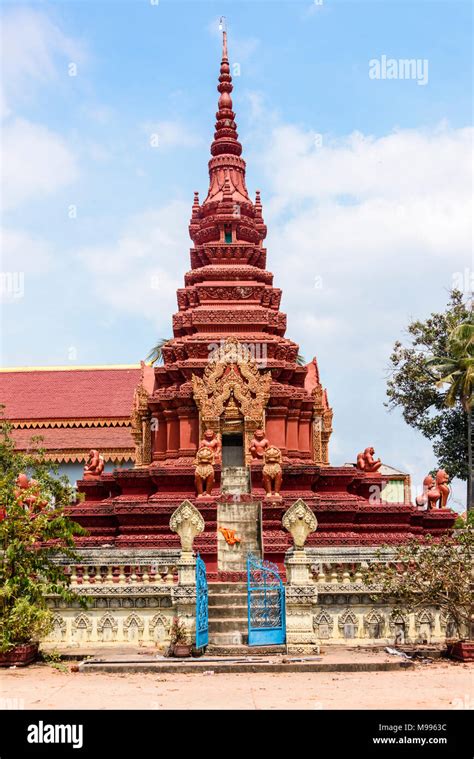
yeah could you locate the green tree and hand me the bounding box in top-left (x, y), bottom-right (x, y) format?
top-left (428, 316), bottom-right (474, 510)
top-left (386, 290), bottom-right (470, 500)
top-left (0, 415), bottom-right (86, 653)
top-left (365, 524), bottom-right (474, 640)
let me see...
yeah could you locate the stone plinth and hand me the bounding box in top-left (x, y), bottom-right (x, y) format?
top-left (217, 501), bottom-right (261, 572)
top-left (285, 549), bottom-right (319, 654)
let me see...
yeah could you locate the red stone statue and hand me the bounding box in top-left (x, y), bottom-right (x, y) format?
top-left (83, 449), bottom-right (105, 479)
top-left (356, 447), bottom-right (382, 473)
top-left (263, 445), bottom-right (283, 498)
top-left (249, 428), bottom-right (269, 459)
top-left (415, 470), bottom-right (451, 510)
top-left (435, 469), bottom-right (450, 509)
top-left (194, 446), bottom-right (215, 497)
top-left (198, 429), bottom-right (221, 462)
top-left (415, 474), bottom-right (438, 509)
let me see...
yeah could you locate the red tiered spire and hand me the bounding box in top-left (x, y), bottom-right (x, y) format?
top-left (210, 30), bottom-right (242, 159)
top-left (168, 29), bottom-right (299, 362)
top-left (202, 29), bottom-right (251, 207)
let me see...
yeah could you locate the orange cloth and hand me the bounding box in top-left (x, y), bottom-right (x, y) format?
top-left (219, 527), bottom-right (241, 545)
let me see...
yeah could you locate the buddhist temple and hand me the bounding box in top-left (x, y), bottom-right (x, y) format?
top-left (68, 31), bottom-right (455, 578)
top-left (4, 30), bottom-right (457, 652)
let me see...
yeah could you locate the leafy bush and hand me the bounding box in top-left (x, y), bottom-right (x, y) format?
top-left (0, 413), bottom-right (87, 652)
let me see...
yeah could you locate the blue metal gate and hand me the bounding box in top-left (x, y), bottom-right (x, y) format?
top-left (195, 553), bottom-right (208, 649)
top-left (247, 554), bottom-right (286, 646)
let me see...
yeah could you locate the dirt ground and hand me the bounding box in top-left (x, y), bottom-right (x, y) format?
top-left (0, 660), bottom-right (472, 710)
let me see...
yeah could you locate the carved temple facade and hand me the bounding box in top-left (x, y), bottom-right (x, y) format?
top-left (71, 32), bottom-right (454, 573)
top-left (42, 32), bottom-right (457, 651)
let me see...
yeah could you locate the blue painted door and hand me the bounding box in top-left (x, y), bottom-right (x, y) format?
top-left (195, 553), bottom-right (208, 649)
top-left (247, 554), bottom-right (286, 646)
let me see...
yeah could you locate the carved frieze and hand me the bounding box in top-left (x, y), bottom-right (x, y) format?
top-left (191, 337), bottom-right (271, 425)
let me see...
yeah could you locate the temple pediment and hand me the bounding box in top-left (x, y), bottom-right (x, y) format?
top-left (191, 337), bottom-right (271, 426)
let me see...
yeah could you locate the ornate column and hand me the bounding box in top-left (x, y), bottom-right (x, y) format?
top-left (312, 384), bottom-right (333, 465)
top-left (283, 499), bottom-right (319, 654)
top-left (170, 500), bottom-right (205, 641)
top-left (321, 406), bottom-right (333, 465)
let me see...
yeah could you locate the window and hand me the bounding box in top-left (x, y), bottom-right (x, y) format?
top-left (343, 623), bottom-right (356, 639)
top-left (225, 229), bottom-right (232, 244)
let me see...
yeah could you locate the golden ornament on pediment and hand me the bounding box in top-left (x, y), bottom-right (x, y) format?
top-left (191, 337), bottom-right (271, 424)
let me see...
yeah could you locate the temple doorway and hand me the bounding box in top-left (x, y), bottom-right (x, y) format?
top-left (222, 433), bottom-right (244, 468)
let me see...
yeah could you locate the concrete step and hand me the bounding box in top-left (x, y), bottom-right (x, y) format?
top-left (208, 605), bottom-right (247, 618)
top-left (208, 593), bottom-right (247, 606)
top-left (208, 583), bottom-right (247, 593)
top-left (208, 631), bottom-right (249, 646)
top-left (206, 644), bottom-right (287, 657)
top-left (221, 488), bottom-right (250, 495)
top-left (79, 659), bottom-right (414, 674)
top-left (209, 618), bottom-right (248, 633)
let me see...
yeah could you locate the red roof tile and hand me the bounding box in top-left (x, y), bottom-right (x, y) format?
top-left (11, 426), bottom-right (134, 462)
top-left (0, 367), bottom-right (141, 421)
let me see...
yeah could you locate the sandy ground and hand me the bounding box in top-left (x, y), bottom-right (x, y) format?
top-left (0, 660), bottom-right (472, 710)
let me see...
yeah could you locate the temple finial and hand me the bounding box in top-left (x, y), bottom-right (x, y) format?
top-left (219, 17), bottom-right (228, 60)
top-left (209, 18), bottom-right (242, 161)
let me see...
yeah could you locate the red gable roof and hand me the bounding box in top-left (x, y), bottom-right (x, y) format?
top-left (11, 426), bottom-right (134, 463)
top-left (0, 366), bottom-right (141, 421)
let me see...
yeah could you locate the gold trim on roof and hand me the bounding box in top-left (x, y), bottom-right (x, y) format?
top-left (10, 418), bottom-right (132, 430)
top-left (39, 449), bottom-right (135, 464)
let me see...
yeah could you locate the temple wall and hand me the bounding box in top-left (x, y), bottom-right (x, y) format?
top-left (44, 549), bottom-right (188, 648)
top-left (42, 546), bottom-right (456, 650)
top-left (284, 547), bottom-right (455, 653)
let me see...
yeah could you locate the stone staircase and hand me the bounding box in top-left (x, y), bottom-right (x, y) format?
top-left (220, 466), bottom-right (250, 495)
top-left (207, 582), bottom-right (286, 656)
top-left (208, 582), bottom-right (248, 648)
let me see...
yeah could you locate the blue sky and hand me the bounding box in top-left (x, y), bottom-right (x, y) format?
top-left (1, 0), bottom-right (472, 508)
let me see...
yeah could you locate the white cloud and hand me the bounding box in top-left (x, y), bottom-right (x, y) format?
top-left (0, 8), bottom-right (86, 120)
top-left (142, 120), bottom-right (202, 151)
top-left (262, 124), bottom-right (471, 206)
top-left (76, 201), bottom-right (189, 326)
top-left (0, 9), bottom-right (83, 212)
top-left (0, 227), bottom-right (54, 274)
top-left (1, 118), bottom-right (78, 211)
top-left (259, 122), bottom-right (472, 325)
top-left (248, 116), bottom-right (471, 503)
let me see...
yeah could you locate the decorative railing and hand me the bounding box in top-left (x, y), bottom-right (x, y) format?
top-left (67, 563), bottom-right (178, 586)
top-left (309, 565), bottom-right (384, 591)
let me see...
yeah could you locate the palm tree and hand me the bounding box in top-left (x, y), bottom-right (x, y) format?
top-left (145, 338), bottom-right (170, 366)
top-left (428, 316), bottom-right (474, 510)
